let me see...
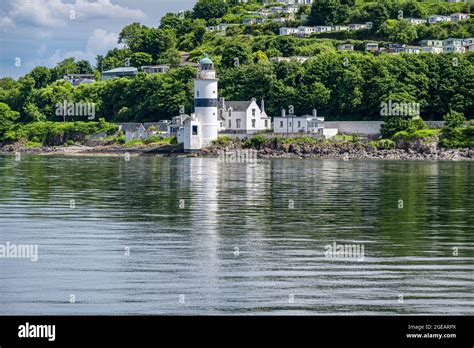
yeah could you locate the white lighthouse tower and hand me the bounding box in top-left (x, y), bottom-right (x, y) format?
top-left (193, 54), bottom-right (218, 147)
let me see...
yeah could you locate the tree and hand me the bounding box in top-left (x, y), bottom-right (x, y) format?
top-left (221, 42), bottom-right (252, 68)
top-left (380, 20), bottom-right (418, 44)
top-left (51, 58), bottom-right (78, 80)
top-left (118, 23), bottom-right (146, 50)
top-left (131, 52), bottom-right (153, 68)
top-left (193, 0), bottom-right (228, 21)
top-left (0, 102), bottom-right (19, 141)
top-left (28, 66), bottom-right (52, 89)
top-left (157, 48), bottom-right (181, 67)
top-left (369, 2), bottom-right (390, 31)
top-left (308, 0), bottom-right (350, 26)
top-left (443, 110), bottom-right (466, 129)
top-left (76, 60), bottom-right (94, 74)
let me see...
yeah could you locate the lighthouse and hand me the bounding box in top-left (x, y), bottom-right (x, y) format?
top-left (193, 54), bottom-right (218, 148)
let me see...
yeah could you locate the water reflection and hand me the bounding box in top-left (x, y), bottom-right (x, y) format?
top-left (0, 155), bottom-right (473, 314)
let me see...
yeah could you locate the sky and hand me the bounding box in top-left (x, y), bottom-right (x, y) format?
top-left (0, 0), bottom-right (198, 79)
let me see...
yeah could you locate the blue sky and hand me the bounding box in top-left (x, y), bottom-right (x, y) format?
top-left (0, 0), bottom-right (197, 79)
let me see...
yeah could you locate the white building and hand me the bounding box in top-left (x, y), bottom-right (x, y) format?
top-left (119, 123), bottom-right (147, 142)
top-left (218, 98), bottom-right (271, 134)
top-left (348, 23), bottom-right (371, 30)
top-left (298, 26), bottom-right (316, 36)
top-left (428, 15), bottom-right (451, 24)
top-left (450, 13), bottom-right (469, 21)
top-left (443, 38), bottom-right (465, 53)
top-left (273, 109), bottom-right (337, 138)
top-left (405, 18), bottom-right (427, 25)
top-left (182, 55), bottom-right (219, 151)
top-left (338, 44), bottom-right (354, 51)
top-left (283, 5), bottom-right (299, 14)
top-left (422, 46), bottom-right (443, 54)
top-left (142, 65), bottom-right (169, 74)
top-left (332, 25), bottom-right (349, 31)
top-left (314, 26), bottom-right (332, 33)
top-left (365, 42), bottom-right (379, 52)
top-left (206, 23), bottom-right (229, 32)
top-left (420, 39), bottom-right (444, 47)
top-left (279, 27), bottom-right (299, 35)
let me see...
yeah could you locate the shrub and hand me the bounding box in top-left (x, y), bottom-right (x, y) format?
top-left (439, 126), bottom-right (473, 149)
top-left (369, 139), bottom-right (395, 150)
top-left (142, 136), bottom-right (175, 145)
top-left (407, 116), bottom-right (428, 133)
top-left (12, 121), bottom-right (119, 146)
top-left (212, 135), bottom-right (232, 146)
top-left (380, 116), bottom-right (412, 139)
top-left (443, 111), bottom-right (466, 129)
top-left (244, 134), bottom-right (266, 149)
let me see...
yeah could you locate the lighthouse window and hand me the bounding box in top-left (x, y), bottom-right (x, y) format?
top-left (192, 126), bottom-right (198, 135)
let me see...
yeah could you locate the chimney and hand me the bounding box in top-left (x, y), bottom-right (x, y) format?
top-left (281, 108), bottom-right (286, 117)
top-left (261, 98), bottom-right (265, 113)
top-left (312, 108), bottom-right (317, 117)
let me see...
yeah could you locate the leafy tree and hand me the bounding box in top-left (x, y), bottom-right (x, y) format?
top-left (157, 48), bottom-right (181, 67)
top-left (443, 110), bottom-right (466, 129)
top-left (0, 102), bottom-right (19, 141)
top-left (131, 52), bottom-right (153, 68)
top-left (28, 67), bottom-right (52, 89)
top-left (379, 20), bottom-right (418, 44)
top-left (221, 42), bottom-right (252, 68)
top-left (308, 0), bottom-right (350, 26)
top-left (76, 60), bottom-right (95, 74)
top-left (193, 0), bottom-right (228, 21)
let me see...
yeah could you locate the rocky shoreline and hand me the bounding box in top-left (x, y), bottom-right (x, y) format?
top-left (1, 140), bottom-right (473, 161)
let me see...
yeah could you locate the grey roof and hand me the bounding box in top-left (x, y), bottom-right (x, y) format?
top-left (103, 67), bottom-right (138, 74)
top-left (224, 101), bottom-right (253, 112)
top-left (119, 123), bottom-right (144, 131)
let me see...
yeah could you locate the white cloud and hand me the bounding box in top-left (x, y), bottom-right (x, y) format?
top-left (1, 0), bottom-right (146, 29)
top-left (48, 28), bottom-right (121, 66)
top-left (0, 16), bottom-right (15, 30)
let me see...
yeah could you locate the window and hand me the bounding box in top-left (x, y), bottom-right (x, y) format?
top-left (280, 121), bottom-right (283, 127)
top-left (229, 120), bottom-right (231, 128)
top-left (298, 121), bottom-right (301, 127)
top-left (196, 91), bottom-right (199, 97)
top-left (236, 119), bottom-right (241, 129)
top-left (192, 125), bottom-right (198, 135)
top-left (252, 109), bottom-right (256, 117)
top-left (252, 119), bottom-right (256, 128)
top-left (229, 109), bottom-right (232, 117)
top-left (220, 110), bottom-right (223, 117)
top-left (265, 120), bottom-right (268, 128)
top-left (289, 122), bottom-right (292, 127)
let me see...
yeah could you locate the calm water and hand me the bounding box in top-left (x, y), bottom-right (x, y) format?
top-left (0, 155), bottom-right (473, 315)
